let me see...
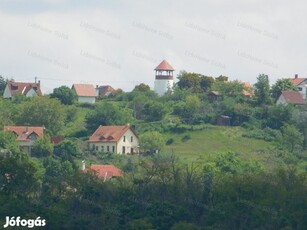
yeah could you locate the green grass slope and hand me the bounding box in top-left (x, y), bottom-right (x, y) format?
top-left (164, 126), bottom-right (279, 168)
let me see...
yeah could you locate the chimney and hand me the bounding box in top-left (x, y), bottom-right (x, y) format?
top-left (38, 80), bottom-right (40, 86)
top-left (295, 74), bottom-right (298, 79)
top-left (82, 160), bottom-right (86, 171)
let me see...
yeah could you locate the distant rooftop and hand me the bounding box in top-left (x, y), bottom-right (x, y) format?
top-left (154, 60), bottom-right (175, 71)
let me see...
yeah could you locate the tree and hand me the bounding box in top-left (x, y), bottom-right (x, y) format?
top-left (32, 135), bottom-right (54, 157)
top-left (271, 79), bottom-right (297, 101)
top-left (50, 86), bottom-right (77, 105)
top-left (140, 131), bottom-right (165, 154)
top-left (142, 101), bottom-right (167, 122)
top-left (254, 74), bottom-right (271, 105)
top-left (0, 131), bottom-right (20, 153)
top-left (200, 76), bottom-right (214, 91)
top-left (133, 83), bottom-right (151, 92)
top-left (54, 139), bottom-right (80, 167)
top-left (215, 75), bottom-right (228, 81)
top-left (211, 80), bottom-right (244, 100)
top-left (177, 71), bottom-right (202, 92)
top-left (0, 152), bottom-right (43, 197)
top-left (85, 102), bottom-right (134, 133)
top-left (16, 96), bottom-right (66, 135)
top-left (0, 75), bottom-right (6, 95)
top-left (279, 124), bottom-right (304, 152)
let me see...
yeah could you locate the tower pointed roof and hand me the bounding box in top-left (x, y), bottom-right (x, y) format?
top-left (154, 60), bottom-right (174, 71)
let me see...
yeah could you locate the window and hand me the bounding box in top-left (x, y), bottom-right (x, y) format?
top-left (92, 144), bottom-right (95, 150)
top-left (298, 87), bottom-right (303, 91)
top-left (107, 146), bottom-right (110, 152)
top-left (122, 146), bottom-right (126, 154)
top-left (112, 146), bottom-right (115, 153)
top-left (95, 146), bottom-right (98, 151)
top-left (101, 146), bottom-right (104, 152)
top-left (123, 136), bottom-right (126, 142)
top-left (131, 148), bottom-right (134, 154)
top-left (131, 136), bottom-right (133, 142)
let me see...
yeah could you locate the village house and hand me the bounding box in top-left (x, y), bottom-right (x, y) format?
top-left (88, 125), bottom-right (139, 154)
top-left (82, 162), bottom-right (122, 182)
top-left (289, 74), bottom-right (307, 99)
top-left (276, 91), bottom-right (305, 106)
top-left (3, 81), bottom-right (42, 99)
top-left (95, 85), bottom-right (115, 97)
top-left (3, 126), bottom-right (44, 154)
top-left (72, 84), bottom-right (96, 104)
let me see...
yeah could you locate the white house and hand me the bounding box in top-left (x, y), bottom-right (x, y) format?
top-left (276, 91), bottom-right (305, 106)
top-left (289, 74), bottom-right (307, 99)
top-left (88, 125), bottom-right (139, 154)
top-left (3, 126), bottom-right (44, 155)
top-left (154, 60), bottom-right (175, 96)
top-left (72, 84), bottom-right (96, 104)
top-left (3, 81), bottom-right (42, 99)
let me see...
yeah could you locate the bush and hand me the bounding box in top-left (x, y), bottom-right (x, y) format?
top-left (181, 134), bottom-right (191, 142)
top-left (242, 128), bottom-right (280, 142)
top-left (166, 138), bottom-right (174, 145)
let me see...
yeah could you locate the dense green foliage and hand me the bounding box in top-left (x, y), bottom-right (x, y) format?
top-left (50, 85), bottom-right (77, 105)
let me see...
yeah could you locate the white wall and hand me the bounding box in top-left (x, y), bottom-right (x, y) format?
top-left (276, 95), bottom-right (287, 105)
top-left (154, 79), bottom-right (173, 96)
top-left (116, 129), bottom-right (139, 154)
top-left (3, 85), bottom-right (12, 98)
top-left (78, 96), bottom-right (96, 104)
top-left (297, 80), bottom-right (307, 99)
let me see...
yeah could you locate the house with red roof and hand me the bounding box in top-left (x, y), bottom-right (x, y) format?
top-left (95, 85), bottom-right (115, 97)
top-left (72, 84), bottom-right (96, 104)
top-left (276, 91), bottom-right (305, 106)
top-left (88, 125), bottom-right (139, 154)
top-left (83, 162), bottom-right (122, 182)
top-left (3, 126), bottom-right (44, 154)
top-left (3, 81), bottom-right (42, 99)
top-left (289, 74), bottom-right (307, 99)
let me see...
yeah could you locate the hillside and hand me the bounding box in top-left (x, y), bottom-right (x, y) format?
top-left (164, 126), bottom-right (278, 168)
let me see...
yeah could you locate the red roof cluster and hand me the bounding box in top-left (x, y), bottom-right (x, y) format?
top-left (280, 91), bottom-right (305, 105)
top-left (85, 164), bottom-right (122, 180)
top-left (6, 81), bottom-right (42, 96)
top-left (89, 125), bottom-right (133, 143)
top-left (154, 60), bottom-right (175, 71)
top-left (72, 84), bottom-right (96, 97)
top-left (4, 126), bottom-right (44, 141)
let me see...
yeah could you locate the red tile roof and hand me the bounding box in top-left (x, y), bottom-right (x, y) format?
top-left (96, 85), bottom-right (115, 96)
top-left (72, 84), bottom-right (96, 97)
top-left (51, 136), bottom-right (65, 145)
top-left (280, 91), bottom-right (305, 105)
top-left (6, 81), bottom-right (42, 96)
top-left (89, 125), bottom-right (133, 143)
top-left (85, 164), bottom-right (122, 180)
top-left (154, 60), bottom-right (175, 71)
top-left (289, 78), bottom-right (306, 86)
top-left (4, 126), bottom-right (44, 141)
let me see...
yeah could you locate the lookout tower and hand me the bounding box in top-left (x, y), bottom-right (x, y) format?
top-left (154, 60), bottom-right (174, 95)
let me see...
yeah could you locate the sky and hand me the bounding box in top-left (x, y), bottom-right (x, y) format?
top-left (0, 0), bottom-right (306, 94)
